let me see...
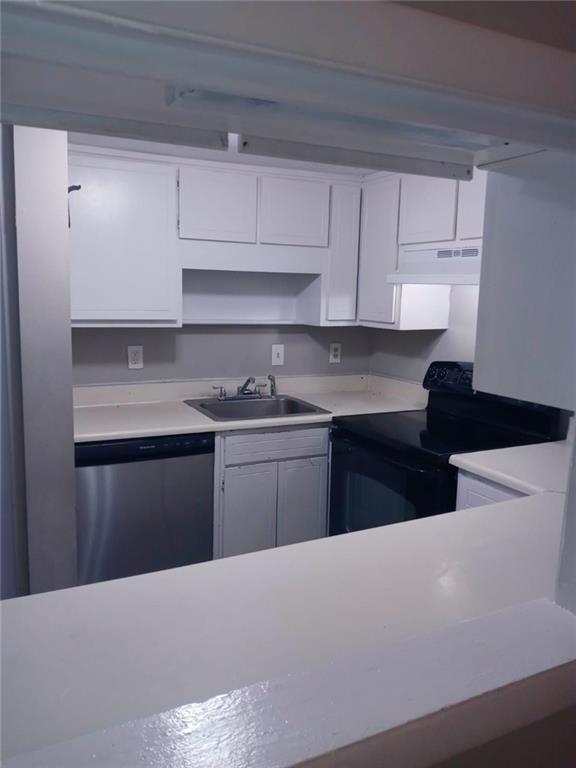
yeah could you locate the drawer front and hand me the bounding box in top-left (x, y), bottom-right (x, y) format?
top-left (224, 428), bottom-right (329, 466)
top-left (456, 471), bottom-right (525, 510)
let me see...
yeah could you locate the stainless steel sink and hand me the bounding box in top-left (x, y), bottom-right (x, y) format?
top-left (184, 395), bottom-right (330, 422)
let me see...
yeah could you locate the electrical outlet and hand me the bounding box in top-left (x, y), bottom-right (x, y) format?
top-left (329, 342), bottom-right (342, 364)
top-left (271, 344), bottom-right (285, 366)
top-left (127, 345), bottom-right (144, 369)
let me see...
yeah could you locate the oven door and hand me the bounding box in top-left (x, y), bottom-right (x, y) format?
top-left (329, 431), bottom-right (455, 536)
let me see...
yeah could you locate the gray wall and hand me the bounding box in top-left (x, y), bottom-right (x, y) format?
top-left (1, 126), bottom-right (29, 599)
top-left (14, 126), bottom-right (77, 593)
top-left (369, 287), bottom-right (480, 381)
top-left (72, 326), bottom-right (372, 385)
top-left (72, 288), bottom-right (480, 386)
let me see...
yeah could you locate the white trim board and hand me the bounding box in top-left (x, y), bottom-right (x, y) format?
top-left (3, 3), bottom-right (575, 152)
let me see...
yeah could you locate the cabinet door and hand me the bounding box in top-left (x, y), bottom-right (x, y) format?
top-left (277, 457), bottom-right (328, 547)
top-left (179, 167), bottom-right (257, 242)
top-left (221, 463), bottom-right (277, 557)
top-left (258, 176), bottom-right (330, 247)
top-left (326, 184), bottom-right (361, 321)
top-left (456, 472), bottom-right (524, 511)
top-left (457, 170), bottom-right (487, 240)
top-left (69, 155), bottom-right (179, 322)
top-left (398, 175), bottom-right (457, 244)
top-left (357, 176), bottom-right (399, 324)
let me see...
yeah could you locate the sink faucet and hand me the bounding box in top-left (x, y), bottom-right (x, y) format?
top-left (268, 374), bottom-right (277, 397)
top-left (237, 376), bottom-right (256, 397)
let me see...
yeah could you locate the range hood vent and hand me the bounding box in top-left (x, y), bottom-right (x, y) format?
top-left (436, 246), bottom-right (480, 260)
top-left (388, 240), bottom-right (482, 285)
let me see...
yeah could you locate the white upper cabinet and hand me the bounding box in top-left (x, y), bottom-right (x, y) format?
top-left (174, 160), bottom-right (359, 326)
top-left (179, 166), bottom-right (257, 243)
top-left (398, 175), bottom-right (457, 244)
top-left (357, 174), bottom-right (451, 330)
top-left (456, 170), bottom-right (487, 240)
top-left (325, 184), bottom-right (360, 322)
top-left (258, 175), bottom-right (330, 247)
top-left (68, 154), bottom-right (179, 324)
top-left (357, 175), bottom-right (399, 324)
top-left (391, 171), bottom-right (486, 285)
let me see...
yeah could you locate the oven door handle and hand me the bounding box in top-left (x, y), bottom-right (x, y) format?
top-left (333, 436), bottom-right (441, 477)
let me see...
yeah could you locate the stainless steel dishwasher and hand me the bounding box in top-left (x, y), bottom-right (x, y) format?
top-left (75, 433), bottom-right (214, 585)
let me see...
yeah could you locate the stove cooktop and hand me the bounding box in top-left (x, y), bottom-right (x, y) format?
top-left (333, 361), bottom-right (569, 465)
top-left (333, 409), bottom-right (555, 465)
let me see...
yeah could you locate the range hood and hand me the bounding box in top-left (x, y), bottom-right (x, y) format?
top-left (387, 240), bottom-right (482, 285)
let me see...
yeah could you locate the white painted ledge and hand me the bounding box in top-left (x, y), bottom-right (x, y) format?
top-left (1, 493), bottom-right (567, 761)
top-left (4, 600), bottom-right (575, 768)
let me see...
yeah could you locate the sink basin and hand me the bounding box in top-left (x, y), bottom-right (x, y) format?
top-left (184, 395), bottom-right (330, 422)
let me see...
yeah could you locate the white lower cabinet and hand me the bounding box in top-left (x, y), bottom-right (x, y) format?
top-left (277, 458), bottom-right (328, 547)
top-left (456, 470), bottom-right (525, 511)
top-left (216, 428), bottom-right (329, 558)
top-left (221, 463), bottom-right (278, 558)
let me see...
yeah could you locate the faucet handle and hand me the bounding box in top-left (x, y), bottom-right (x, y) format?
top-left (212, 385), bottom-right (227, 400)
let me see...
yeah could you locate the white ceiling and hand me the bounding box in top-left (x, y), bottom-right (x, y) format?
top-left (404, 1), bottom-right (576, 53)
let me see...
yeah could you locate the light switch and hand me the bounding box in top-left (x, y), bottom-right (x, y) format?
top-left (127, 345), bottom-right (144, 369)
top-left (271, 344), bottom-right (285, 366)
top-left (329, 343), bottom-right (342, 364)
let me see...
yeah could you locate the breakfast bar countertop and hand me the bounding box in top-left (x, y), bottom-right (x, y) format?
top-left (3, 492), bottom-right (573, 767)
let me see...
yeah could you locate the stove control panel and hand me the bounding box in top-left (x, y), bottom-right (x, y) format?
top-left (423, 361), bottom-right (474, 391)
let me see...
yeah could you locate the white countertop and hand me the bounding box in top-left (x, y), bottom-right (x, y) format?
top-left (450, 440), bottom-right (573, 495)
top-left (6, 599), bottom-right (575, 768)
top-left (73, 375), bottom-right (427, 442)
top-left (2, 493), bottom-right (571, 765)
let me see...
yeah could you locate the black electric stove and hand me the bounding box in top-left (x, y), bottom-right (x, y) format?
top-left (329, 361), bottom-right (569, 535)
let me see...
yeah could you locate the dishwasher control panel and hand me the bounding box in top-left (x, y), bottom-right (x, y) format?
top-left (75, 433), bottom-right (215, 466)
